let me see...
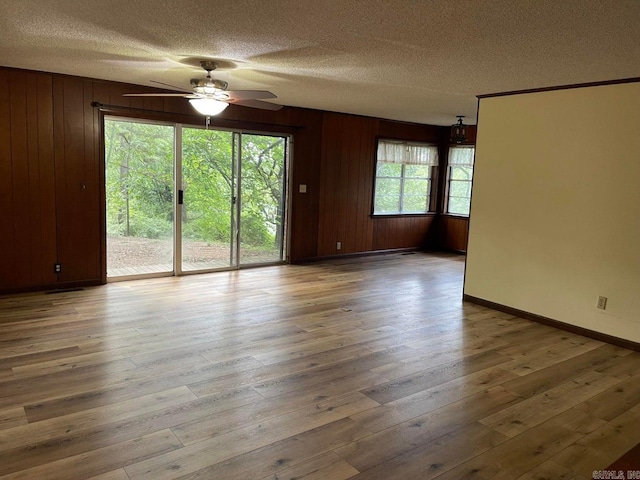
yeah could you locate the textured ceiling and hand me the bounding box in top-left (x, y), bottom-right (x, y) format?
top-left (1, 0), bottom-right (639, 125)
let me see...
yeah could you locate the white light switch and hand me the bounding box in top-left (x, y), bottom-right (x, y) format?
top-left (299, 184), bottom-right (307, 193)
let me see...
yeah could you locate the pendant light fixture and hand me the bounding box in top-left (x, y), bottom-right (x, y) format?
top-left (451, 115), bottom-right (468, 144)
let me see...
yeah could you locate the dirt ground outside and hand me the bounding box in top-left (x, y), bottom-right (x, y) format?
top-left (107, 236), bottom-right (279, 270)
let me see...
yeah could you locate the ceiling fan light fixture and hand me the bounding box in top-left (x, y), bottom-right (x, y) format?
top-left (189, 98), bottom-right (229, 116)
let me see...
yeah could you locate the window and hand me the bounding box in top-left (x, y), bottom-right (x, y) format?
top-left (373, 140), bottom-right (438, 214)
top-left (446, 146), bottom-right (475, 216)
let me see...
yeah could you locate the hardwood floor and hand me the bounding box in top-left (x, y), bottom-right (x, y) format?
top-left (0, 252), bottom-right (639, 479)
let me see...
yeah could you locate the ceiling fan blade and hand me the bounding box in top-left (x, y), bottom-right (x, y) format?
top-left (150, 80), bottom-right (193, 93)
top-left (231, 99), bottom-right (283, 111)
top-left (224, 90), bottom-right (277, 101)
top-left (123, 93), bottom-right (191, 97)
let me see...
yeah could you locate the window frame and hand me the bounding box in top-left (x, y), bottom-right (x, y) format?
top-left (445, 145), bottom-right (475, 217)
top-left (372, 139), bottom-right (439, 216)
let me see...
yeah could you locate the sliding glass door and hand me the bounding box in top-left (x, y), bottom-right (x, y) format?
top-left (105, 117), bottom-right (288, 279)
top-left (181, 127), bottom-right (236, 271)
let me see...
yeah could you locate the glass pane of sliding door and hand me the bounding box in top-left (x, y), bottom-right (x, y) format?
top-left (105, 118), bottom-right (174, 277)
top-left (181, 127), bottom-right (236, 271)
top-left (239, 134), bottom-right (287, 265)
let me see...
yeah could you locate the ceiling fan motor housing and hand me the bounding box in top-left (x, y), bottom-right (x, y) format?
top-left (191, 78), bottom-right (228, 95)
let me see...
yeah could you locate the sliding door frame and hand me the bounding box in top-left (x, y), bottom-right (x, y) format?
top-left (104, 115), bottom-right (291, 281)
top-left (174, 123), bottom-right (183, 276)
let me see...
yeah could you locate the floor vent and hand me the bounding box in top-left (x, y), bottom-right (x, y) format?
top-left (45, 288), bottom-right (85, 295)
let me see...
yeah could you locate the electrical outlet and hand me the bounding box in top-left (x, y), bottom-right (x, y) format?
top-left (597, 296), bottom-right (607, 310)
top-left (337, 241), bottom-right (342, 250)
top-left (54, 263), bottom-right (62, 273)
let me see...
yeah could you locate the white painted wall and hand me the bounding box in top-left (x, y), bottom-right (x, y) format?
top-left (465, 82), bottom-right (640, 343)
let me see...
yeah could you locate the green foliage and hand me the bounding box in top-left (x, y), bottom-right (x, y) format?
top-left (182, 128), bottom-right (234, 244)
top-left (448, 197), bottom-right (471, 215)
top-left (374, 162), bottom-right (430, 214)
top-left (129, 215), bottom-right (172, 239)
top-left (240, 134), bottom-right (285, 247)
top-left (450, 166), bottom-right (472, 180)
top-left (241, 213), bottom-right (271, 245)
top-left (377, 162), bottom-right (401, 177)
top-left (105, 119), bottom-right (174, 239)
top-left (448, 167), bottom-right (473, 215)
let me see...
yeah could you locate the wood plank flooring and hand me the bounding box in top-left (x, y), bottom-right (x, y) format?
top-left (0, 252), bottom-right (639, 479)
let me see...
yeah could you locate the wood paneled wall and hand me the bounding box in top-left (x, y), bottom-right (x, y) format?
top-left (53, 76), bottom-right (102, 283)
top-left (0, 66), bottom-right (470, 292)
top-left (436, 215), bottom-right (470, 253)
top-left (317, 113), bottom-right (377, 256)
top-left (287, 108), bottom-right (323, 261)
top-left (0, 69), bottom-right (57, 290)
top-left (372, 216), bottom-right (436, 251)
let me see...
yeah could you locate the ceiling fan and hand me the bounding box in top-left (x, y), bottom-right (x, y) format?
top-left (124, 60), bottom-right (282, 115)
